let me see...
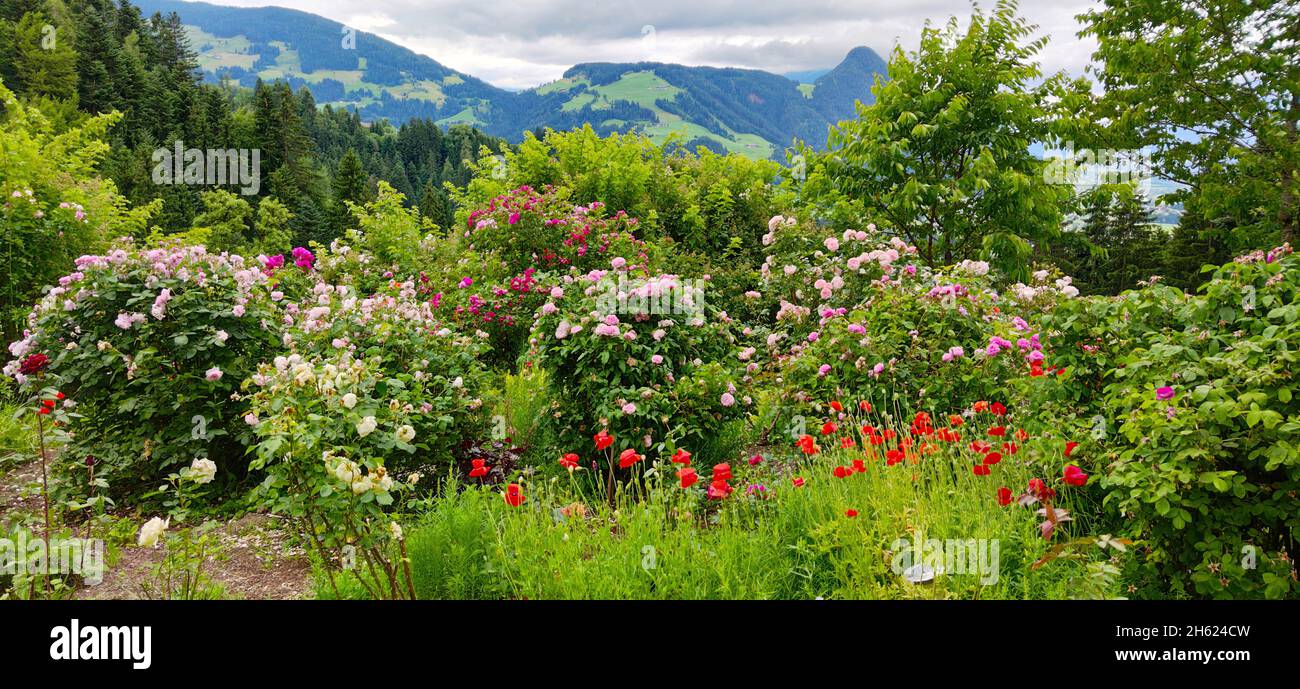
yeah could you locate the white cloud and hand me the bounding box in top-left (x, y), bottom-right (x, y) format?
top-left (194, 0), bottom-right (1102, 90)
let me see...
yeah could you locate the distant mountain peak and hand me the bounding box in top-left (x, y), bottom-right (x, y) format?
top-left (135, 0), bottom-right (887, 158)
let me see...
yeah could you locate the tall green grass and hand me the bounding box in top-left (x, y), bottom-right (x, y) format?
top-left (392, 412), bottom-right (1110, 599)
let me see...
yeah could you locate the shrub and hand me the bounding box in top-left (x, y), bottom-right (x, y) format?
top-left (528, 266), bottom-right (751, 464)
top-left (0, 82), bottom-right (158, 338)
top-left (279, 278), bottom-right (491, 470)
top-left (244, 352), bottom-right (421, 598)
top-left (463, 185), bottom-right (654, 276)
top-left (4, 241), bottom-right (282, 501)
top-left (1075, 244), bottom-right (1299, 598)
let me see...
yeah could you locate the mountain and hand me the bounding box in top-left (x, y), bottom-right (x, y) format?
top-left (133, 0), bottom-right (886, 158)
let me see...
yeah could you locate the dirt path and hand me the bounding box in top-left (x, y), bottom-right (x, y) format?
top-left (2, 460), bottom-right (315, 600)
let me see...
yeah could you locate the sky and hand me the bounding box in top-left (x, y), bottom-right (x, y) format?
top-left (205, 0), bottom-right (1103, 90)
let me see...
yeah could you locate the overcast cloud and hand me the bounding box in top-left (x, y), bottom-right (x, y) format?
top-left (204, 0), bottom-right (1102, 90)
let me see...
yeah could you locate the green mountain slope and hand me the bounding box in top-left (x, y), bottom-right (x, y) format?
top-left (134, 0), bottom-right (886, 158)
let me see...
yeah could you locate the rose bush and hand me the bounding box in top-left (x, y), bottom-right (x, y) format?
top-left (4, 240), bottom-right (281, 501)
top-left (527, 263), bottom-right (751, 463)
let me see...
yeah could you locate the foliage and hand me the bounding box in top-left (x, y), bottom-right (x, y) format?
top-left (821, 0), bottom-right (1085, 280)
top-left (4, 241), bottom-right (282, 503)
top-left (0, 79), bottom-right (157, 339)
top-left (1080, 0), bottom-right (1300, 246)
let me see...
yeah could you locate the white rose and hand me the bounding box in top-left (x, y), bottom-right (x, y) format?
top-left (341, 392), bottom-right (358, 409)
top-left (395, 424), bottom-right (416, 443)
top-left (356, 416), bottom-right (377, 437)
top-left (188, 457), bottom-right (217, 485)
top-left (351, 476), bottom-right (373, 494)
top-left (137, 517), bottom-right (169, 548)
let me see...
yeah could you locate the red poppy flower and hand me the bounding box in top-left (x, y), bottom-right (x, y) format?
top-left (859, 401), bottom-right (872, 412)
top-left (882, 429), bottom-right (896, 441)
top-left (840, 436), bottom-right (855, 449)
top-left (973, 400), bottom-right (989, 413)
top-left (619, 448), bottom-right (642, 469)
top-left (503, 483), bottom-right (526, 507)
top-left (833, 466), bottom-right (852, 479)
top-left (671, 448), bottom-right (692, 464)
top-left (1001, 442), bottom-right (1019, 455)
top-left (969, 440), bottom-right (992, 454)
top-left (845, 509), bottom-right (858, 518)
top-left (990, 402), bottom-right (1007, 416)
top-left (593, 429), bottom-right (614, 451)
top-left (559, 453), bottom-right (580, 470)
top-left (851, 458), bottom-right (866, 473)
top-left (707, 480), bottom-right (732, 500)
top-left (987, 426), bottom-right (1006, 437)
top-left (948, 414), bottom-right (964, 427)
top-left (820, 421), bottom-right (837, 436)
top-left (996, 487), bottom-right (1013, 506)
top-left (41, 399), bottom-right (55, 409)
top-left (830, 400), bottom-right (843, 412)
top-left (748, 454), bottom-right (763, 466)
top-left (1028, 478), bottom-right (1056, 500)
top-left (885, 449), bottom-right (904, 466)
top-left (983, 451), bottom-right (1002, 466)
top-left (469, 459), bottom-right (488, 478)
top-left (796, 435), bottom-right (819, 455)
top-left (55, 391), bottom-right (65, 400)
top-left (973, 464), bottom-right (991, 476)
top-left (791, 477), bottom-right (806, 488)
top-left (712, 463), bottom-right (732, 481)
top-left (1063, 464), bottom-right (1089, 487)
top-left (1064, 441), bottom-right (1079, 458)
top-left (1014, 428), bottom-right (1029, 441)
top-left (677, 467), bottom-right (699, 488)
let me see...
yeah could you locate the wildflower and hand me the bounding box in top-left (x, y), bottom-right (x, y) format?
top-left (469, 459), bottom-right (488, 478)
top-left (619, 448), bottom-right (643, 469)
top-left (559, 453), bottom-right (580, 470)
top-left (205, 367), bottom-right (223, 381)
top-left (983, 452), bottom-right (1002, 466)
top-left (390, 522), bottom-right (403, 540)
top-left (973, 464), bottom-right (991, 476)
top-left (720, 392), bottom-right (736, 407)
top-left (1063, 465), bottom-right (1089, 487)
top-left (996, 487), bottom-right (1013, 506)
top-left (987, 426), bottom-right (1006, 437)
top-left (678, 467), bottom-right (699, 488)
top-left (1156, 386), bottom-right (1175, 401)
top-left (844, 509), bottom-right (858, 518)
top-left (594, 429), bottom-right (614, 451)
top-left (748, 454), bottom-right (763, 466)
top-left (503, 483), bottom-right (526, 507)
top-left (796, 435), bottom-right (819, 455)
top-left (1028, 478), bottom-right (1056, 501)
top-left (833, 466), bottom-right (852, 479)
top-left (821, 421), bottom-right (837, 435)
top-left (671, 449), bottom-right (692, 464)
top-left (791, 477), bottom-right (806, 488)
top-left (1065, 441), bottom-right (1079, 458)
